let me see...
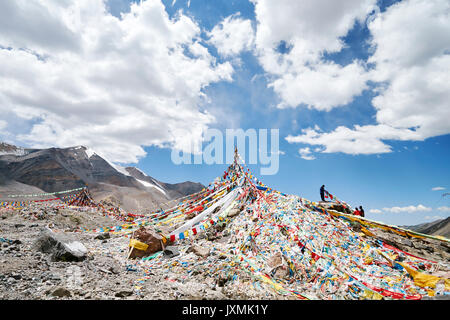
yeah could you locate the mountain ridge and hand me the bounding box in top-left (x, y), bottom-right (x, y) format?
top-left (402, 217), bottom-right (450, 239)
top-left (0, 142), bottom-right (204, 212)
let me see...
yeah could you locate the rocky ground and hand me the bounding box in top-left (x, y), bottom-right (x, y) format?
top-left (0, 206), bottom-right (280, 300)
top-left (318, 202), bottom-right (450, 264)
top-left (1, 204), bottom-right (449, 300)
top-left (346, 220), bottom-right (450, 264)
top-left (0, 207), bottom-right (130, 300)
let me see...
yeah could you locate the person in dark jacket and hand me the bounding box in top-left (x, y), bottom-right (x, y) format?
top-left (359, 206), bottom-right (365, 217)
top-left (320, 185), bottom-right (325, 201)
top-left (354, 207), bottom-right (361, 216)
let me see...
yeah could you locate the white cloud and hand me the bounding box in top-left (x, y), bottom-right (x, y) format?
top-left (0, 0), bottom-right (81, 53)
top-left (252, 0), bottom-right (376, 56)
top-left (285, 0), bottom-right (450, 156)
top-left (432, 187), bottom-right (446, 191)
top-left (208, 13), bottom-right (254, 58)
top-left (286, 124), bottom-right (421, 155)
top-left (371, 205), bottom-right (449, 215)
top-left (0, 0), bottom-right (234, 163)
top-left (381, 204), bottom-right (432, 214)
top-left (0, 120), bottom-right (7, 131)
top-left (270, 61), bottom-right (369, 111)
top-left (298, 147), bottom-right (315, 160)
top-left (251, 0), bottom-right (376, 110)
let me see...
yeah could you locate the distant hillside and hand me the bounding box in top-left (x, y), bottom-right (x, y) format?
top-left (0, 142), bottom-right (204, 212)
top-left (124, 167), bottom-right (204, 200)
top-left (402, 217), bottom-right (450, 239)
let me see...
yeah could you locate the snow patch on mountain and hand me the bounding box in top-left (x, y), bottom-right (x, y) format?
top-left (85, 147), bottom-right (96, 159)
top-left (83, 148), bottom-right (166, 194)
top-left (0, 150), bottom-right (26, 156)
top-left (82, 146), bottom-right (132, 177)
top-left (136, 178), bottom-right (167, 196)
top-left (0, 142), bottom-right (27, 156)
top-left (149, 177), bottom-right (165, 190)
top-left (111, 163), bottom-right (132, 177)
top-left (134, 167), bottom-right (148, 177)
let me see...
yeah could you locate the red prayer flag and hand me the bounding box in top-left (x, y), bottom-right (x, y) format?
top-left (405, 294), bottom-right (422, 300)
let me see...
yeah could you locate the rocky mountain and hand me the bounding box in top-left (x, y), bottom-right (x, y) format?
top-left (402, 217), bottom-right (450, 239)
top-left (0, 143), bottom-right (204, 212)
top-left (0, 142), bottom-right (27, 156)
top-left (124, 167), bottom-right (204, 200)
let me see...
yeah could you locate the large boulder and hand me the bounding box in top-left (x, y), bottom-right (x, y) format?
top-left (128, 226), bottom-right (163, 259)
top-left (188, 245), bottom-right (210, 258)
top-left (227, 208), bottom-right (240, 218)
top-left (51, 287), bottom-right (72, 298)
top-left (163, 246), bottom-right (180, 258)
top-left (94, 233), bottom-right (110, 240)
top-left (317, 201), bottom-right (352, 214)
top-left (267, 252), bottom-right (283, 269)
top-left (34, 228), bottom-right (87, 262)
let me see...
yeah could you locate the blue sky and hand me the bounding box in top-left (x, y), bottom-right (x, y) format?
top-left (138, 0), bottom-right (450, 226)
top-left (135, 0), bottom-right (450, 226)
top-left (0, 0), bottom-right (449, 226)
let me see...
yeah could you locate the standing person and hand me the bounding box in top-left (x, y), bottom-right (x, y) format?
top-left (320, 185), bottom-right (325, 202)
top-left (354, 207), bottom-right (361, 216)
top-left (359, 206), bottom-right (365, 217)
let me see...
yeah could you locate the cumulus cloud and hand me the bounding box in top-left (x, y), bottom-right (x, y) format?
top-left (208, 13), bottom-right (254, 58)
top-left (251, 0), bottom-right (376, 110)
top-left (270, 61), bottom-right (369, 111)
top-left (298, 147), bottom-right (315, 160)
top-left (381, 204), bottom-right (432, 214)
top-left (0, 0), bottom-right (81, 53)
top-left (286, 124), bottom-right (421, 155)
top-left (0, 0), bottom-right (234, 163)
top-left (285, 0), bottom-right (450, 157)
top-left (371, 205), bottom-right (449, 215)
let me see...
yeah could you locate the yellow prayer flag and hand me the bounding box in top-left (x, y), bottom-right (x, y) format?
top-left (399, 262), bottom-right (450, 290)
top-left (129, 239), bottom-right (149, 251)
